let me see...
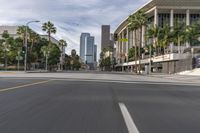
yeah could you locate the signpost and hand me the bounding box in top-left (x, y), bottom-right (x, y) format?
top-left (16, 54), bottom-right (23, 71)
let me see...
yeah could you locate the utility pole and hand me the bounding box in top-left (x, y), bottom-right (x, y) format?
top-left (24, 20), bottom-right (40, 72)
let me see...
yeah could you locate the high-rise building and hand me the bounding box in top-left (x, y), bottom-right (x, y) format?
top-left (86, 36), bottom-right (94, 64)
top-left (101, 25), bottom-right (112, 50)
top-left (94, 45), bottom-right (97, 62)
top-left (80, 33), bottom-right (97, 70)
top-left (80, 33), bottom-right (90, 62)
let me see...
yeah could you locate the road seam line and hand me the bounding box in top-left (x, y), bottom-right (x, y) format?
top-left (51, 79), bottom-right (200, 86)
top-left (0, 80), bottom-right (50, 92)
top-left (119, 102), bottom-right (140, 133)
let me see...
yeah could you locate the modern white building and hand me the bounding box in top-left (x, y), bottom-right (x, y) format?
top-left (0, 26), bottom-right (59, 44)
top-left (114, 0), bottom-right (200, 74)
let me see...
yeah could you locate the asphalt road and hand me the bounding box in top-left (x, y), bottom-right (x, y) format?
top-left (0, 77), bottom-right (200, 133)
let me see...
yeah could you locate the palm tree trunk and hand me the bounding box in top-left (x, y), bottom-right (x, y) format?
top-left (30, 40), bottom-right (34, 54)
top-left (134, 30), bottom-right (137, 74)
top-left (4, 50), bottom-right (7, 71)
top-left (138, 27), bottom-right (142, 75)
top-left (48, 32), bottom-right (51, 46)
top-left (178, 37), bottom-right (181, 54)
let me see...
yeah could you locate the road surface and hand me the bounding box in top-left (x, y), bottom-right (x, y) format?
top-left (0, 73), bottom-right (200, 133)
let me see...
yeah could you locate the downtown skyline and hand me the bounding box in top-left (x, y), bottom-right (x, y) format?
top-left (0, 0), bottom-right (149, 57)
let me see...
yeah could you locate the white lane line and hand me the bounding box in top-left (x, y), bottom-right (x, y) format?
top-left (119, 102), bottom-right (140, 133)
top-left (0, 80), bottom-right (50, 92)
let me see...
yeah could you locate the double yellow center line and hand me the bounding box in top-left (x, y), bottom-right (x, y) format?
top-left (0, 80), bottom-right (50, 93)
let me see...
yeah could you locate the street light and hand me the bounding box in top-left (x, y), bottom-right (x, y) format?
top-left (24, 20), bottom-right (40, 72)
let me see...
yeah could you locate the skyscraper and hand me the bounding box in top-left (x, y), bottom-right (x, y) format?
top-left (94, 45), bottom-right (97, 62)
top-left (86, 36), bottom-right (94, 64)
top-left (80, 33), bottom-right (90, 62)
top-left (80, 33), bottom-right (97, 70)
top-left (101, 25), bottom-right (113, 50)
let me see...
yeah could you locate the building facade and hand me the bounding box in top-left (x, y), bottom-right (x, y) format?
top-left (114, 0), bottom-right (200, 74)
top-left (80, 33), bottom-right (90, 62)
top-left (0, 26), bottom-right (59, 44)
top-left (79, 33), bottom-right (97, 70)
top-left (94, 45), bottom-right (97, 62)
top-left (86, 36), bottom-right (95, 64)
top-left (101, 25), bottom-right (113, 50)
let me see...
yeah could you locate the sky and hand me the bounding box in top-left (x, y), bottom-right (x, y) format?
top-left (0, 0), bottom-right (149, 58)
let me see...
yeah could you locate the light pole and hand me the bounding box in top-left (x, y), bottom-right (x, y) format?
top-left (149, 45), bottom-right (152, 75)
top-left (24, 20), bottom-right (40, 72)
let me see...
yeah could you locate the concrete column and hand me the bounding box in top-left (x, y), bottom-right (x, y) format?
top-left (186, 9), bottom-right (190, 48)
top-left (186, 9), bottom-right (190, 26)
top-left (170, 9), bottom-right (174, 53)
top-left (132, 30), bottom-right (134, 48)
top-left (126, 28), bottom-right (129, 62)
top-left (170, 9), bottom-right (174, 27)
top-left (133, 30), bottom-right (136, 47)
top-left (122, 30), bottom-right (124, 54)
top-left (116, 41), bottom-right (119, 59)
top-left (119, 33), bottom-right (122, 60)
top-left (154, 8), bottom-right (158, 26)
top-left (142, 25), bottom-right (145, 47)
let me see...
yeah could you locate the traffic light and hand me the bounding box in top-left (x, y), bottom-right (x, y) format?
top-left (22, 46), bottom-right (26, 53)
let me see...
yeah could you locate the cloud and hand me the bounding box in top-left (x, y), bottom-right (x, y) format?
top-left (0, 0), bottom-right (149, 59)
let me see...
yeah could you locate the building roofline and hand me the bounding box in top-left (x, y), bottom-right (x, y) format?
top-left (114, 0), bottom-right (153, 34)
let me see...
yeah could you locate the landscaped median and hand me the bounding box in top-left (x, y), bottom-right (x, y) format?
top-left (0, 71), bottom-right (16, 74)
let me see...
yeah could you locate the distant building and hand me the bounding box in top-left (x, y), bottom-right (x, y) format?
top-left (0, 26), bottom-right (19, 39)
top-left (39, 35), bottom-right (59, 45)
top-left (94, 45), bottom-right (97, 62)
top-left (79, 33), bottom-right (97, 70)
top-left (86, 36), bottom-right (94, 64)
top-left (71, 49), bottom-right (77, 57)
top-left (0, 26), bottom-right (59, 44)
top-left (101, 25), bottom-right (113, 50)
top-left (80, 33), bottom-right (90, 62)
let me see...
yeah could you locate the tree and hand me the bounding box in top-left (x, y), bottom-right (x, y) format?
top-left (158, 25), bottom-right (173, 54)
top-left (58, 39), bottom-right (67, 70)
top-left (130, 10), bottom-right (147, 74)
top-left (29, 29), bottom-right (40, 53)
top-left (146, 24), bottom-right (161, 55)
top-left (17, 26), bottom-right (26, 45)
top-left (185, 22), bottom-right (200, 46)
top-left (48, 44), bottom-right (61, 70)
top-left (0, 31), bottom-right (14, 70)
top-left (128, 13), bottom-right (139, 73)
top-left (41, 45), bottom-right (49, 70)
top-left (42, 21), bottom-right (57, 45)
top-left (172, 23), bottom-right (187, 53)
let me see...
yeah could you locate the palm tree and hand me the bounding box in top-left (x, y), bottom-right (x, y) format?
top-left (58, 39), bottom-right (67, 70)
top-left (172, 23), bottom-right (187, 54)
top-left (134, 10), bottom-right (147, 74)
top-left (128, 14), bottom-right (139, 73)
top-left (29, 29), bottom-right (40, 53)
top-left (1, 31), bottom-right (14, 70)
top-left (41, 46), bottom-right (49, 71)
top-left (17, 26), bottom-right (26, 45)
top-left (42, 21), bottom-right (57, 45)
top-left (159, 25), bottom-right (173, 54)
top-left (146, 24), bottom-right (161, 55)
top-left (185, 22), bottom-right (200, 46)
